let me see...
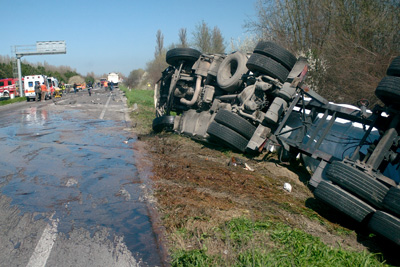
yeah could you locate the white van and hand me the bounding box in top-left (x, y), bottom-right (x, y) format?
top-left (24, 75), bottom-right (50, 101)
top-left (47, 77), bottom-right (59, 96)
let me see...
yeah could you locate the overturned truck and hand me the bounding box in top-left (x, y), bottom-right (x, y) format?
top-left (153, 43), bottom-right (400, 246)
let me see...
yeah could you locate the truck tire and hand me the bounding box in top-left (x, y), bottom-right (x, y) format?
top-left (152, 115), bottom-right (175, 133)
top-left (216, 52), bottom-right (248, 92)
top-left (246, 53), bottom-right (289, 83)
top-left (368, 211), bottom-right (400, 246)
top-left (166, 48), bottom-right (201, 67)
top-left (326, 161), bottom-right (389, 208)
top-left (375, 76), bottom-right (400, 108)
top-left (314, 181), bottom-right (376, 223)
top-left (383, 187), bottom-right (400, 216)
top-left (207, 121), bottom-right (249, 152)
top-left (387, 56), bottom-right (400, 77)
top-left (214, 110), bottom-right (256, 140)
top-left (253, 41), bottom-right (297, 71)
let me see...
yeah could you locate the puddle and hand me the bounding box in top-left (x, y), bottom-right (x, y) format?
top-left (0, 107), bottom-right (161, 266)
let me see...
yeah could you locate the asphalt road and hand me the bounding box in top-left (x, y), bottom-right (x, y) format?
top-left (0, 87), bottom-right (164, 267)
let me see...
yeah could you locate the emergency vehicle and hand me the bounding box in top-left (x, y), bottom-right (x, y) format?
top-left (47, 77), bottom-right (59, 95)
top-left (24, 75), bottom-right (50, 101)
top-left (0, 78), bottom-right (21, 98)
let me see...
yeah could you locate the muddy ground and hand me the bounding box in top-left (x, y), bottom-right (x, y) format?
top-left (133, 125), bottom-right (399, 265)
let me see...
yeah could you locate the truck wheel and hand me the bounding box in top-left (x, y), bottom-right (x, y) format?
top-left (368, 211), bottom-right (400, 246)
top-left (387, 56), bottom-right (400, 77)
top-left (216, 52), bottom-right (248, 92)
top-left (152, 115), bottom-right (175, 133)
top-left (214, 110), bottom-right (256, 140)
top-left (375, 76), bottom-right (400, 108)
top-left (314, 181), bottom-right (376, 223)
top-left (326, 161), bottom-right (389, 208)
top-left (207, 121), bottom-right (249, 152)
top-left (383, 187), bottom-right (400, 216)
top-left (253, 41), bottom-right (297, 71)
top-left (166, 48), bottom-right (201, 67)
top-left (246, 53), bottom-right (289, 83)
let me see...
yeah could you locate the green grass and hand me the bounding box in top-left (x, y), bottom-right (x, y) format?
top-left (118, 84), bottom-right (389, 266)
top-left (119, 85), bottom-right (155, 134)
top-left (171, 217), bottom-right (387, 267)
top-left (0, 96), bottom-right (26, 106)
top-left (120, 85), bottom-right (155, 108)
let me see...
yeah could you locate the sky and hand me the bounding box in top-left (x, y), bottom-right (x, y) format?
top-left (1, 0), bottom-right (258, 77)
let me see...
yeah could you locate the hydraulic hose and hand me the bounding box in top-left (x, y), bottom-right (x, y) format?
top-left (180, 75), bottom-right (202, 106)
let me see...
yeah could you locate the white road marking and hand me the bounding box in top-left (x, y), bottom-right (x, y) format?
top-left (26, 213), bottom-right (59, 267)
top-left (119, 94), bottom-right (131, 123)
top-left (99, 93), bottom-right (112, 120)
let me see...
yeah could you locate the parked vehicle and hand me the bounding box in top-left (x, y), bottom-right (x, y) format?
top-left (100, 78), bottom-right (107, 88)
top-left (24, 75), bottom-right (50, 101)
top-left (152, 42), bottom-right (400, 246)
top-left (47, 77), bottom-right (59, 96)
top-left (108, 72), bottom-right (119, 87)
top-left (0, 78), bottom-right (22, 98)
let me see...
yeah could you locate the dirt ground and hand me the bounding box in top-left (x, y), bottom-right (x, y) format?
top-left (135, 129), bottom-right (399, 265)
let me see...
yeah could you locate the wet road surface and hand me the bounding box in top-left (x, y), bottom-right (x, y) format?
top-left (0, 88), bottom-right (163, 266)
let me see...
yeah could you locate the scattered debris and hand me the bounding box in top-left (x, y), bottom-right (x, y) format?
top-left (228, 157), bottom-right (254, 171)
top-left (283, 182), bottom-right (292, 192)
top-left (244, 163), bottom-right (254, 172)
top-left (65, 178), bottom-right (78, 187)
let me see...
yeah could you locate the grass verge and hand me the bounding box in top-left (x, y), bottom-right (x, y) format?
top-left (120, 86), bottom-right (391, 266)
top-left (171, 217), bottom-right (385, 266)
top-left (119, 85), bottom-right (155, 134)
top-left (0, 96), bottom-right (26, 106)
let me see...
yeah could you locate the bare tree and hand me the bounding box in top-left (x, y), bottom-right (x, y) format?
top-left (178, 28), bottom-right (188, 48)
top-left (125, 68), bottom-right (145, 89)
top-left (211, 26), bottom-right (225, 54)
top-left (192, 20), bottom-right (212, 53)
top-left (155, 29), bottom-right (164, 57)
top-left (146, 30), bottom-right (169, 85)
top-left (246, 0), bottom-right (400, 105)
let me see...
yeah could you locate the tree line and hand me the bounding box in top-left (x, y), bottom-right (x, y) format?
top-left (129, 1), bottom-right (399, 108)
top-left (0, 56), bottom-right (81, 84)
top-left (125, 20), bottom-right (226, 89)
top-left (245, 0), bottom-right (400, 106)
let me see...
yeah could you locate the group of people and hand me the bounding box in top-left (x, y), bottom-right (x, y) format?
top-left (35, 80), bottom-right (112, 100)
top-left (34, 81), bottom-right (48, 101)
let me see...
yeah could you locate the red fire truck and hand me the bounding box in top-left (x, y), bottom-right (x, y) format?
top-left (0, 78), bottom-right (21, 98)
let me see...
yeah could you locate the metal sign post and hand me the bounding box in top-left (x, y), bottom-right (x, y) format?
top-left (13, 41), bottom-right (66, 96)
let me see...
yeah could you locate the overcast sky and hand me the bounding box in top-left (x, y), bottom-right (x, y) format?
top-left (1, 0), bottom-right (257, 76)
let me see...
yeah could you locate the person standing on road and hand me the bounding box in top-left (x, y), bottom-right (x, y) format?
top-left (109, 81), bottom-right (114, 92)
top-left (34, 81), bottom-right (41, 101)
top-left (73, 83), bottom-right (77, 94)
top-left (87, 81), bottom-right (92, 96)
top-left (40, 82), bottom-right (47, 101)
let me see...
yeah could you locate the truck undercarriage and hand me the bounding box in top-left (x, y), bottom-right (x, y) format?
top-left (152, 43), bottom-right (400, 246)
